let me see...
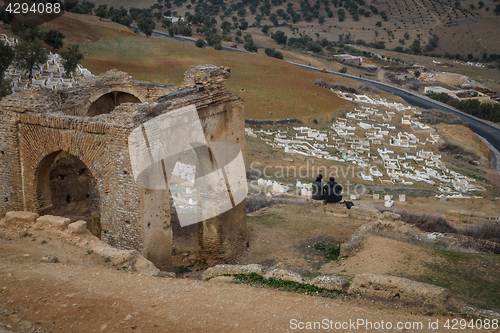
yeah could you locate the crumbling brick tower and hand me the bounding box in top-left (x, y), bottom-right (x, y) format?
top-left (0, 65), bottom-right (247, 269)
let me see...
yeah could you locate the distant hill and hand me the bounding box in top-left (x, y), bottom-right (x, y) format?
top-left (85, 0), bottom-right (499, 60)
top-left (31, 12), bottom-right (355, 120)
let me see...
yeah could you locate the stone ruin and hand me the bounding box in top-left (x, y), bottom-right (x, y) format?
top-left (0, 64), bottom-right (247, 270)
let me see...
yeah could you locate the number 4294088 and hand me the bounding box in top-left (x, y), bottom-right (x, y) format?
top-left (443, 318), bottom-right (498, 330)
top-left (6, 2), bottom-right (61, 14)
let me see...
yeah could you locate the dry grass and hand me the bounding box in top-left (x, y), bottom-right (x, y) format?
top-left (396, 210), bottom-right (458, 234)
top-left (78, 35), bottom-right (347, 119)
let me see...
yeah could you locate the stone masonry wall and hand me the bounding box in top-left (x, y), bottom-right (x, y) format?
top-left (0, 65), bottom-right (247, 268)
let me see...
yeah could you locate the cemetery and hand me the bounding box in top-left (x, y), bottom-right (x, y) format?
top-left (246, 91), bottom-right (488, 203)
top-left (1, 34), bottom-right (93, 93)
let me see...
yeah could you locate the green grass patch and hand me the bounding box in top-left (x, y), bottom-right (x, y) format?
top-left (174, 264), bottom-right (193, 274)
top-left (232, 272), bottom-right (345, 298)
top-left (246, 213), bottom-right (287, 228)
top-left (313, 242), bottom-right (341, 261)
top-left (411, 250), bottom-right (500, 312)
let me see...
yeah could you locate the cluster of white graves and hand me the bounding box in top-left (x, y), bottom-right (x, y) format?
top-left (1, 34), bottom-right (93, 93)
top-left (256, 178), bottom-right (292, 194)
top-left (246, 93), bottom-right (486, 198)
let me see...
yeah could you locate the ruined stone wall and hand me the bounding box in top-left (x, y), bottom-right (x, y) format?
top-left (0, 110), bottom-right (23, 216)
top-left (0, 65), bottom-right (247, 267)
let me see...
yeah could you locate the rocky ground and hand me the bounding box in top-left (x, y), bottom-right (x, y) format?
top-left (1, 205), bottom-right (499, 332)
top-left (0, 234), bottom-right (468, 333)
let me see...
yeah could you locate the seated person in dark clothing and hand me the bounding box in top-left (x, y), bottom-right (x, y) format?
top-left (323, 177), bottom-right (343, 203)
top-left (311, 174), bottom-right (324, 200)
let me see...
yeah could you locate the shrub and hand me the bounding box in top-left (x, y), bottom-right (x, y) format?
top-left (463, 222), bottom-right (500, 243)
top-left (313, 79), bottom-right (357, 93)
top-left (416, 109), bottom-right (465, 125)
top-left (358, 83), bottom-right (379, 94)
top-left (195, 38), bottom-right (205, 48)
top-left (398, 211), bottom-right (457, 233)
top-left (437, 141), bottom-right (479, 161)
top-left (245, 196), bottom-right (305, 213)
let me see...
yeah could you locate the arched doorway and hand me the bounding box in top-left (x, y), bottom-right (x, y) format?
top-left (35, 151), bottom-right (102, 238)
top-left (87, 91), bottom-right (141, 117)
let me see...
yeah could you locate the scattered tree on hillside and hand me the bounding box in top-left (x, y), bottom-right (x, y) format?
top-left (495, 4), bottom-right (500, 15)
top-left (13, 29), bottom-right (49, 84)
top-left (261, 25), bottom-right (270, 35)
top-left (0, 6), bottom-right (14, 27)
top-left (0, 41), bottom-right (14, 99)
top-left (244, 34), bottom-right (258, 52)
top-left (410, 39), bottom-right (421, 55)
top-left (138, 16), bottom-right (156, 38)
top-left (265, 47), bottom-right (283, 59)
top-left (95, 5), bottom-right (109, 21)
top-left (339, 67), bottom-right (347, 73)
top-left (271, 30), bottom-right (287, 45)
top-left (43, 30), bottom-right (65, 52)
top-left (61, 45), bottom-right (84, 77)
top-left (195, 38), bottom-right (205, 48)
top-left (337, 9), bottom-right (345, 21)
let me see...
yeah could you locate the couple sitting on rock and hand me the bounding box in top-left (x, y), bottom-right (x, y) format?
top-left (312, 174), bottom-right (343, 203)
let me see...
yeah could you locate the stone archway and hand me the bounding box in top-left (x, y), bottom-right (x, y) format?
top-left (34, 151), bottom-right (102, 238)
top-left (87, 91), bottom-right (141, 117)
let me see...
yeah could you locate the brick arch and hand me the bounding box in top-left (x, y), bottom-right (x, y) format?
top-left (19, 124), bottom-right (108, 215)
top-left (34, 150), bottom-right (103, 238)
top-left (86, 88), bottom-right (145, 117)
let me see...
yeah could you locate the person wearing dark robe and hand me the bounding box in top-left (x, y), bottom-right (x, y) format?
top-left (323, 177), bottom-right (343, 203)
top-left (311, 174), bottom-right (324, 200)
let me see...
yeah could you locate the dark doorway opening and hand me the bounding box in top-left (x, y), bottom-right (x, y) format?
top-left (36, 151), bottom-right (101, 238)
top-left (88, 91), bottom-right (141, 117)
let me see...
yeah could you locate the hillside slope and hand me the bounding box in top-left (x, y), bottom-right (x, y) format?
top-left (38, 12), bottom-right (355, 120)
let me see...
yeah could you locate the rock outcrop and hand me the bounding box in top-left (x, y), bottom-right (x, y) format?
top-left (349, 273), bottom-right (451, 307)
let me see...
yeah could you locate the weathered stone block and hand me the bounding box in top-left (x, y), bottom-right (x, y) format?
top-left (202, 264), bottom-right (263, 280)
top-left (349, 273), bottom-right (451, 307)
top-left (311, 275), bottom-right (350, 291)
top-left (3, 211), bottom-right (39, 229)
top-left (67, 220), bottom-right (89, 235)
top-left (36, 215), bottom-right (71, 230)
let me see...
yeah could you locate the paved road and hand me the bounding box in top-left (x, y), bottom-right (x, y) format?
top-left (133, 26), bottom-right (500, 154)
top-left (291, 62), bottom-right (500, 154)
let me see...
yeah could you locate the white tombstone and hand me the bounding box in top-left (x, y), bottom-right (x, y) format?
top-left (350, 195), bottom-right (359, 200)
top-left (296, 181), bottom-right (302, 187)
top-left (399, 194), bottom-right (406, 202)
top-left (258, 178), bottom-right (265, 186)
top-left (266, 180), bottom-right (273, 186)
top-left (285, 146), bottom-right (290, 153)
top-left (384, 200), bottom-right (394, 208)
top-left (384, 195), bottom-right (392, 201)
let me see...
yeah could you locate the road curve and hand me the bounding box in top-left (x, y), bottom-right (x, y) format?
top-left (131, 26), bottom-right (500, 153)
top-left (290, 62), bottom-right (500, 154)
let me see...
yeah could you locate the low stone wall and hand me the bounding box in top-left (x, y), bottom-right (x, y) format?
top-left (202, 263), bottom-right (450, 307)
top-left (350, 273), bottom-right (451, 307)
top-left (0, 211), bottom-right (159, 276)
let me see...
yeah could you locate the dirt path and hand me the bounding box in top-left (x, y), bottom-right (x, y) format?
top-left (0, 235), bottom-right (452, 333)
